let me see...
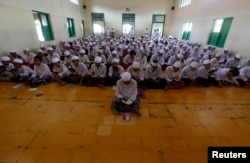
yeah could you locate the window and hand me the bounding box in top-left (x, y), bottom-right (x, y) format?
top-left (179, 0), bottom-right (191, 8)
top-left (67, 18), bottom-right (75, 37)
top-left (122, 13), bottom-right (135, 36)
top-left (32, 11), bottom-right (54, 41)
top-left (81, 20), bottom-right (85, 35)
top-left (151, 14), bottom-right (166, 38)
top-left (70, 0), bottom-right (79, 5)
top-left (207, 17), bottom-right (233, 48)
top-left (182, 22), bottom-right (192, 40)
top-left (91, 13), bottom-right (105, 36)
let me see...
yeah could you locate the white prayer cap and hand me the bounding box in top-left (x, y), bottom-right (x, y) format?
top-left (40, 45), bottom-right (45, 48)
top-left (235, 54), bottom-right (241, 59)
top-left (52, 58), bottom-right (60, 63)
top-left (9, 49), bottom-right (16, 53)
top-left (132, 62), bottom-right (140, 69)
top-left (203, 59), bottom-right (210, 65)
top-left (112, 50), bottom-right (117, 55)
top-left (80, 49), bottom-right (86, 54)
top-left (149, 44), bottom-right (153, 48)
top-left (224, 48), bottom-right (229, 51)
top-left (190, 62), bottom-right (199, 68)
top-left (124, 45), bottom-right (128, 49)
top-left (118, 45), bottom-right (122, 49)
top-left (177, 54), bottom-right (184, 59)
top-left (64, 51), bottom-right (70, 56)
top-left (159, 49), bottom-right (164, 54)
top-left (24, 48), bottom-right (30, 51)
top-left (37, 49), bottom-right (43, 53)
top-left (140, 47), bottom-right (144, 51)
top-left (47, 47), bottom-right (53, 51)
top-left (1, 56), bottom-right (10, 61)
top-left (13, 58), bottom-right (23, 64)
top-left (164, 47), bottom-right (169, 50)
top-left (71, 56), bottom-right (79, 61)
top-left (65, 44), bottom-right (70, 47)
top-left (112, 58), bottom-right (119, 63)
top-left (173, 61), bottom-right (181, 68)
top-left (215, 53), bottom-right (220, 57)
top-left (203, 55), bottom-right (209, 59)
top-left (121, 72), bottom-right (131, 82)
top-left (94, 56), bottom-right (102, 63)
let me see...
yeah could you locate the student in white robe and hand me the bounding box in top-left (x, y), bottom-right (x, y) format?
top-left (1, 56), bottom-right (14, 72)
top-left (196, 60), bottom-right (214, 87)
top-left (106, 58), bottom-right (124, 86)
top-left (136, 49), bottom-right (148, 69)
top-left (236, 66), bottom-right (250, 88)
top-left (145, 60), bottom-right (165, 89)
top-left (127, 62), bottom-right (145, 88)
top-left (164, 61), bottom-right (184, 90)
top-left (51, 58), bottom-right (69, 86)
top-left (10, 59), bottom-right (33, 82)
top-left (70, 56), bottom-right (88, 85)
top-left (27, 56), bottom-right (52, 87)
top-left (226, 54), bottom-right (242, 68)
top-left (181, 61), bottom-right (199, 86)
top-left (213, 68), bottom-right (239, 88)
top-left (111, 72), bottom-right (141, 116)
top-left (87, 56), bottom-right (107, 88)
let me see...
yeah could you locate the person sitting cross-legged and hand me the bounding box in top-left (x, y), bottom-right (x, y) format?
top-left (111, 72), bottom-right (141, 116)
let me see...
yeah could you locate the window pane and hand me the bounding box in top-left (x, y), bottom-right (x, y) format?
top-left (213, 19), bottom-right (223, 33)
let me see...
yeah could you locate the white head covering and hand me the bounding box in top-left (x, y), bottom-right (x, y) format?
top-left (47, 47), bottom-right (53, 51)
top-left (132, 62), bottom-right (140, 69)
top-left (112, 58), bottom-right (119, 63)
top-left (173, 61), bottom-right (181, 68)
top-left (190, 62), bottom-right (199, 68)
top-left (159, 49), bottom-right (164, 54)
top-left (112, 50), bottom-right (117, 55)
top-left (9, 50), bottom-right (16, 53)
top-left (13, 58), bottom-right (23, 64)
top-left (64, 51), bottom-right (70, 56)
top-left (203, 59), bottom-right (210, 65)
top-left (80, 49), bottom-right (86, 54)
top-left (71, 56), bottom-right (79, 61)
top-left (94, 56), bottom-right (102, 63)
top-left (177, 54), bottom-right (184, 59)
top-left (52, 58), bottom-right (60, 63)
top-left (24, 48), bottom-right (30, 52)
top-left (215, 53), bottom-right (220, 57)
top-left (235, 54), bottom-right (241, 59)
top-left (37, 49), bottom-right (43, 53)
top-left (121, 72), bottom-right (131, 82)
top-left (1, 56), bottom-right (10, 61)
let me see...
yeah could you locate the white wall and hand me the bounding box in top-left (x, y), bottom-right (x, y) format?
top-left (170, 0), bottom-right (250, 58)
top-left (0, 0), bottom-right (85, 55)
top-left (82, 0), bottom-right (175, 37)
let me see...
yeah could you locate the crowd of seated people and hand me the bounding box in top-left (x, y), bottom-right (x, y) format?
top-left (0, 35), bottom-right (250, 90)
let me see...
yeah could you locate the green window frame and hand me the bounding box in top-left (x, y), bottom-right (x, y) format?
top-left (67, 18), bottom-right (75, 37)
top-left (122, 13), bottom-right (135, 36)
top-left (182, 21), bottom-right (192, 40)
top-left (207, 17), bottom-right (233, 48)
top-left (91, 13), bottom-right (105, 36)
top-left (32, 11), bottom-right (54, 41)
top-left (151, 14), bottom-right (166, 38)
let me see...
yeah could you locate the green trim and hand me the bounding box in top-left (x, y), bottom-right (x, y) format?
top-left (151, 14), bottom-right (166, 37)
top-left (81, 20), bottom-right (85, 35)
top-left (67, 18), bottom-right (75, 37)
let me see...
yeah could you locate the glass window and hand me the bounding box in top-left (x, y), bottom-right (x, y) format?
top-left (70, 0), bottom-right (79, 5)
top-left (91, 13), bottom-right (105, 36)
top-left (122, 13), bottom-right (135, 36)
top-left (182, 22), bottom-right (192, 40)
top-left (32, 11), bottom-right (54, 41)
top-left (179, 0), bottom-right (191, 8)
top-left (67, 18), bottom-right (75, 37)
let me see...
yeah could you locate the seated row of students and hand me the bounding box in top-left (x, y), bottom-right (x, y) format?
top-left (1, 52), bottom-right (249, 89)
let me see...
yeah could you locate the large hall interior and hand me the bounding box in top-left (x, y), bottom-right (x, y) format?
top-left (0, 0), bottom-right (250, 162)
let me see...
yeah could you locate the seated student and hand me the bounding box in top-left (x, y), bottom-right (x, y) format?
top-left (241, 58), bottom-right (250, 67)
top-left (127, 62), bottom-right (145, 88)
top-left (181, 61), bottom-right (199, 86)
top-left (69, 56), bottom-right (88, 85)
top-left (136, 48), bottom-right (148, 70)
top-left (27, 56), bottom-right (52, 87)
top-left (107, 50), bottom-right (119, 65)
top-left (111, 72), bottom-right (141, 116)
top-left (78, 49), bottom-right (90, 68)
top-left (236, 66), bottom-right (250, 88)
top-left (1, 56), bottom-right (14, 72)
top-left (121, 50), bottom-right (137, 69)
top-left (150, 49), bottom-right (165, 70)
top-left (196, 59), bottom-right (214, 87)
top-left (87, 56), bottom-right (106, 88)
top-left (0, 62), bottom-right (11, 81)
top-left (167, 54), bottom-right (184, 66)
top-left (213, 68), bottom-right (240, 88)
top-left (106, 58), bottom-right (124, 86)
top-left (96, 49), bottom-right (107, 64)
top-left (226, 53), bottom-right (242, 68)
top-left (51, 58), bottom-right (70, 86)
top-left (164, 61), bottom-right (184, 90)
top-left (10, 59), bottom-right (33, 82)
top-left (145, 60), bottom-right (165, 89)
